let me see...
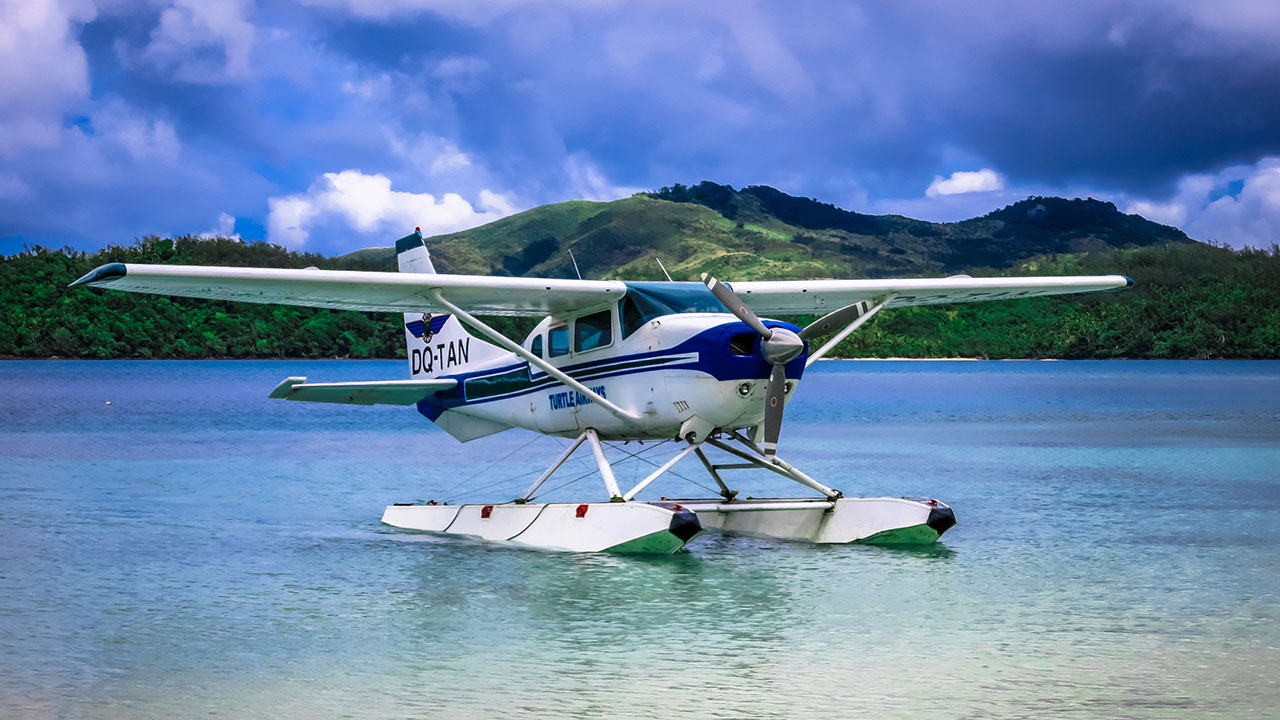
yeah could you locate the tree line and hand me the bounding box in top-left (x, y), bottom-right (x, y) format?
top-left (2, 235), bottom-right (1276, 360)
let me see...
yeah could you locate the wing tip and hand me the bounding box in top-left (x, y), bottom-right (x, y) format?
top-left (69, 262), bottom-right (127, 288)
top-left (268, 376), bottom-right (307, 399)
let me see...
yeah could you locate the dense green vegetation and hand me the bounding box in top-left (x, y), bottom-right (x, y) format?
top-left (2, 186), bottom-right (1276, 360)
top-left (0, 236), bottom-right (533, 360)
top-left (827, 242), bottom-right (1280, 359)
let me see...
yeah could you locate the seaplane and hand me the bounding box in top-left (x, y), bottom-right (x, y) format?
top-left (71, 229), bottom-right (1132, 553)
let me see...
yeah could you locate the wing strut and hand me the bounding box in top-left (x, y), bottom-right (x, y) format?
top-left (804, 296), bottom-right (891, 366)
top-left (428, 290), bottom-right (642, 425)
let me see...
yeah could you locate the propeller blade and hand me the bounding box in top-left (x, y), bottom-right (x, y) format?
top-left (762, 363), bottom-right (787, 458)
top-left (701, 273), bottom-right (773, 339)
top-left (799, 301), bottom-right (871, 341)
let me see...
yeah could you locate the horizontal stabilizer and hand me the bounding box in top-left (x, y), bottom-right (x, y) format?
top-left (268, 376), bottom-right (457, 406)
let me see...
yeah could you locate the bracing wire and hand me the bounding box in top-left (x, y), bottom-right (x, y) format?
top-left (599, 438), bottom-right (721, 491)
top-left (531, 466), bottom-right (601, 501)
top-left (530, 439), bottom-right (672, 502)
top-left (438, 434), bottom-right (543, 501)
top-left (615, 440), bottom-right (720, 495)
top-left (439, 434), bottom-right (720, 505)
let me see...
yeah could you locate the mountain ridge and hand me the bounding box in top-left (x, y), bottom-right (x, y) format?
top-left (342, 181), bottom-right (1193, 281)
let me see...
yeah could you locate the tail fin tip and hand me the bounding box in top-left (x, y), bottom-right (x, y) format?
top-left (395, 229), bottom-right (425, 255)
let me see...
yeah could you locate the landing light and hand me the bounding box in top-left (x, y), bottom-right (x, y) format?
top-left (736, 382), bottom-right (752, 397)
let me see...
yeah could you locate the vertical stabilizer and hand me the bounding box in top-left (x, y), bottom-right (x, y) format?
top-left (396, 229), bottom-right (508, 380)
top-left (396, 228), bottom-right (436, 274)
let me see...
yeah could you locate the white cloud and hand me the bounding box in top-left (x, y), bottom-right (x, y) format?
top-left (296, 0), bottom-right (600, 24)
top-left (0, 0), bottom-right (95, 155)
top-left (428, 143), bottom-right (473, 175)
top-left (1125, 200), bottom-right (1187, 228)
top-left (926, 168), bottom-right (1004, 197)
top-left (340, 72), bottom-right (393, 101)
top-left (478, 188), bottom-right (518, 216)
top-left (433, 55), bottom-right (489, 92)
top-left (141, 0), bottom-right (256, 83)
top-left (722, 2), bottom-right (815, 100)
top-left (92, 97), bottom-right (181, 163)
top-left (267, 169), bottom-right (517, 247)
top-left (1185, 159), bottom-right (1280, 248)
top-left (565, 153), bottom-right (640, 202)
top-left (1114, 157), bottom-right (1280, 247)
top-left (199, 212), bottom-right (241, 240)
top-left (266, 195), bottom-right (318, 248)
top-left (0, 171), bottom-right (31, 199)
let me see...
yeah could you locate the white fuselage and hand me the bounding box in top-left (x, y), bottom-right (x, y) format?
top-left (413, 311), bottom-right (808, 442)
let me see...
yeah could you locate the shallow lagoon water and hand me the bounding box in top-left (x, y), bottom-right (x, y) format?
top-left (1, 359), bottom-right (1277, 718)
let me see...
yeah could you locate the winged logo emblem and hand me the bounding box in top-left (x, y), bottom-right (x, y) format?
top-left (405, 313), bottom-right (450, 343)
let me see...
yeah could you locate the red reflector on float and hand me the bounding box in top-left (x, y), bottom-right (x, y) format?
top-left (575, 504), bottom-right (589, 518)
top-left (481, 505), bottom-right (493, 518)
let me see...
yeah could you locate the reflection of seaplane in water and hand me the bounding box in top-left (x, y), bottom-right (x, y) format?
top-left (72, 229), bottom-right (1131, 553)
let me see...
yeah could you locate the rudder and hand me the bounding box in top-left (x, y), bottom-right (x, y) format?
top-left (396, 229), bottom-right (508, 380)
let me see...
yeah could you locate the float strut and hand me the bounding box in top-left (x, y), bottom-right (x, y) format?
top-left (518, 432), bottom-right (589, 502)
top-left (622, 439), bottom-right (702, 501)
top-left (706, 435), bottom-right (841, 499)
top-left (694, 447), bottom-right (738, 501)
top-left (584, 429), bottom-right (624, 501)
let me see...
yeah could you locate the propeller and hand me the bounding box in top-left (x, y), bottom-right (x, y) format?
top-left (798, 301), bottom-right (871, 342)
top-left (701, 273), bottom-right (804, 458)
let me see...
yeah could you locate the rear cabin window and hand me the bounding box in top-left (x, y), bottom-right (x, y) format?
top-left (530, 334), bottom-right (543, 357)
top-left (548, 326), bottom-right (569, 357)
top-left (575, 309), bottom-right (613, 353)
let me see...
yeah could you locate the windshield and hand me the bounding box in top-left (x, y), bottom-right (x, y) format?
top-left (619, 281), bottom-right (727, 338)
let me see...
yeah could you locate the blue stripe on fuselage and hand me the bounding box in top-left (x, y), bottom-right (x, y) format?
top-left (415, 319), bottom-right (807, 421)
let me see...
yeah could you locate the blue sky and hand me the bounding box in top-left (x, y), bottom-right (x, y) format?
top-left (2, 0), bottom-right (1279, 255)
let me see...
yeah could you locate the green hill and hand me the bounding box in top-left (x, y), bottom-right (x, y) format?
top-left (3, 184), bottom-right (1276, 360)
top-left (341, 182), bottom-right (1193, 281)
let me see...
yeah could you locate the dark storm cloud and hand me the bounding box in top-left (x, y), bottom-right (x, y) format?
top-left (296, 1), bottom-right (1280, 201)
top-left (3, 0), bottom-right (1279, 251)
top-left (931, 13), bottom-right (1280, 195)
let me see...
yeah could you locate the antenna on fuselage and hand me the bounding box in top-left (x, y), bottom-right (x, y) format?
top-left (568, 248), bottom-right (583, 280)
top-left (655, 256), bottom-right (673, 281)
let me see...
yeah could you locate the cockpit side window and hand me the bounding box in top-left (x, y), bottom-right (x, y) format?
top-left (620, 296), bottom-right (648, 339)
top-left (548, 326), bottom-right (569, 357)
top-left (575, 309), bottom-right (613, 353)
top-left (530, 333), bottom-right (543, 358)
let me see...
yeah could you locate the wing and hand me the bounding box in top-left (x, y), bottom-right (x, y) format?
top-left (268, 377), bottom-right (457, 406)
top-left (730, 275), bottom-right (1132, 314)
top-left (71, 261), bottom-right (1129, 317)
top-left (70, 263), bottom-right (626, 317)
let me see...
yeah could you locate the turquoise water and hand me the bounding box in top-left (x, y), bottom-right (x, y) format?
top-left (1, 360), bottom-right (1277, 718)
